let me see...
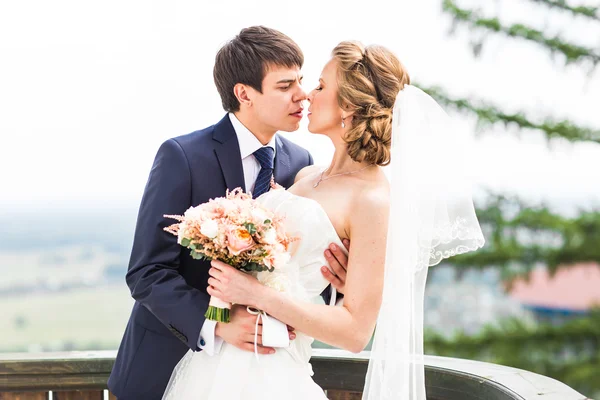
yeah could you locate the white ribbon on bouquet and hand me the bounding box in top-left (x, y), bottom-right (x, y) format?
top-left (247, 306), bottom-right (290, 361)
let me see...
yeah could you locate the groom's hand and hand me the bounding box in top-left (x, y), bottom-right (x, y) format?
top-left (215, 304), bottom-right (296, 354)
top-left (321, 239), bottom-right (350, 294)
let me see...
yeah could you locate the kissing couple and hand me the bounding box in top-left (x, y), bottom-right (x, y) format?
top-left (108, 26), bottom-right (485, 400)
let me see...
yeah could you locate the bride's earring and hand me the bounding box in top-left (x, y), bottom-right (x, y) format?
top-left (341, 116), bottom-right (346, 128)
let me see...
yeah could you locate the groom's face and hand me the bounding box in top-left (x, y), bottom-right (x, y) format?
top-left (249, 65), bottom-right (306, 133)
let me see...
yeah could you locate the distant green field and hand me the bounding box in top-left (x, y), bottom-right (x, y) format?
top-left (0, 285), bottom-right (133, 352)
top-left (0, 285), bottom-right (341, 353)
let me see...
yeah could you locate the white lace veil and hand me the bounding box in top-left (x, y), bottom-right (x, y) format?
top-left (362, 85), bottom-right (485, 399)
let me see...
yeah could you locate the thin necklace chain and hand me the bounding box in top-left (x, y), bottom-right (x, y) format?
top-left (313, 164), bottom-right (374, 188)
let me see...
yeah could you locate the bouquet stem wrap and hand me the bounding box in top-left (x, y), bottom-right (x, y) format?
top-left (205, 296), bottom-right (232, 323)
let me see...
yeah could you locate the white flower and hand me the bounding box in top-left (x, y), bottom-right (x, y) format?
top-left (251, 207), bottom-right (270, 225)
top-left (264, 251), bottom-right (291, 269)
top-left (258, 272), bottom-right (290, 293)
top-left (177, 221), bottom-right (188, 244)
top-left (220, 198), bottom-right (238, 214)
top-left (200, 219), bottom-right (219, 239)
top-left (184, 206), bottom-right (206, 221)
top-left (262, 228), bottom-right (277, 245)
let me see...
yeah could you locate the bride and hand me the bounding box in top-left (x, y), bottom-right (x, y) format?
top-left (163, 40), bottom-right (484, 400)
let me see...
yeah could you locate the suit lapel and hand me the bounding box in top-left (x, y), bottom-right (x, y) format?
top-left (273, 135), bottom-right (291, 187)
top-left (213, 115), bottom-right (246, 192)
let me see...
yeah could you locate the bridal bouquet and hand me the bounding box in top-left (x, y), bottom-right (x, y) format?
top-left (163, 188), bottom-right (293, 323)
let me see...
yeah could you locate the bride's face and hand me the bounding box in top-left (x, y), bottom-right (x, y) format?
top-left (307, 59), bottom-right (345, 136)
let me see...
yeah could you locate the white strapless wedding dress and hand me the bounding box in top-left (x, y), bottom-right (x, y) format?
top-left (162, 189), bottom-right (344, 400)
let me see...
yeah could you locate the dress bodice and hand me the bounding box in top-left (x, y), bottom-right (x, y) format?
top-left (256, 189), bottom-right (346, 369)
top-left (257, 189), bottom-right (345, 302)
top-left (162, 189), bottom-right (346, 400)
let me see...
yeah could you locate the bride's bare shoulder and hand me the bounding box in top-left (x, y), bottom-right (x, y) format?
top-left (344, 178), bottom-right (390, 241)
top-left (351, 176), bottom-right (390, 215)
top-left (294, 165), bottom-right (323, 183)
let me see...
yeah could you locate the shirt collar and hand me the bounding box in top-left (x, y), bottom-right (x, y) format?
top-left (228, 113), bottom-right (277, 160)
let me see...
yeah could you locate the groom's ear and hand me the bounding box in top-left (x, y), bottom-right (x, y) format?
top-left (233, 83), bottom-right (253, 108)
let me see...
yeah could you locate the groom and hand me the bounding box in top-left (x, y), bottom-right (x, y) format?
top-left (108, 26), bottom-right (348, 399)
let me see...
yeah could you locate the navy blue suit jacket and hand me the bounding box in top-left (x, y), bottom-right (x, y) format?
top-left (108, 115), bottom-right (316, 399)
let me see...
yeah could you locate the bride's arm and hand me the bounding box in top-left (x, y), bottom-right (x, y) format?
top-left (208, 190), bottom-right (388, 353)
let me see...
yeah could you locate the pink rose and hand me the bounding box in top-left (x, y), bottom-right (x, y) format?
top-left (226, 227), bottom-right (255, 255)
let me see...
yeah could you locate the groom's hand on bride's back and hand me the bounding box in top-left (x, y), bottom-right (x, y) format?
top-left (321, 239), bottom-right (350, 294)
top-left (214, 304), bottom-right (296, 355)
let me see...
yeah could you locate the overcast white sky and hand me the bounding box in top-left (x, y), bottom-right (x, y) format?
top-left (1, 0), bottom-right (599, 214)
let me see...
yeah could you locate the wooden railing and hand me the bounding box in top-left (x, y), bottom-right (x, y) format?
top-left (0, 350), bottom-right (589, 400)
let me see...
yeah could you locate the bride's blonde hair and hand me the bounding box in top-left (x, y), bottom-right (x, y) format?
top-left (332, 41), bottom-right (410, 166)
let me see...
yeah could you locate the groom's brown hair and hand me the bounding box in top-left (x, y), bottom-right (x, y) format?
top-left (214, 26), bottom-right (304, 112)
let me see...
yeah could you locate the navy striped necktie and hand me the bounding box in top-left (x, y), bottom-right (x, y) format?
top-left (252, 146), bottom-right (275, 198)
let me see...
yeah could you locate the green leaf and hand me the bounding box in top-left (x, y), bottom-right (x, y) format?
top-left (240, 261), bottom-right (271, 272)
top-left (243, 223), bottom-right (257, 235)
top-left (181, 238), bottom-right (191, 247)
top-left (190, 250), bottom-right (204, 260)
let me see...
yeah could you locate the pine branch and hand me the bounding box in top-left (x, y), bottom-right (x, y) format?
top-left (426, 313), bottom-right (600, 352)
top-left (420, 84), bottom-right (600, 144)
top-left (442, 0), bottom-right (600, 65)
top-left (530, 0), bottom-right (600, 21)
top-left (425, 313), bottom-right (600, 396)
top-left (448, 193), bottom-right (600, 278)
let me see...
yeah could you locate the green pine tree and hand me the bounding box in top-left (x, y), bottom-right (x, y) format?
top-left (420, 1), bottom-right (600, 397)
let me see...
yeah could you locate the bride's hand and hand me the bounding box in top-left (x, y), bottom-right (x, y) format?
top-left (208, 260), bottom-right (263, 306)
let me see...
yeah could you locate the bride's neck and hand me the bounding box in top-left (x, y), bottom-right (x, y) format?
top-left (326, 142), bottom-right (372, 176)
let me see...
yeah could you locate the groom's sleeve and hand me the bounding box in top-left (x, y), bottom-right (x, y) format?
top-left (198, 320), bottom-right (224, 356)
top-left (320, 286), bottom-right (345, 305)
top-left (126, 138), bottom-right (209, 351)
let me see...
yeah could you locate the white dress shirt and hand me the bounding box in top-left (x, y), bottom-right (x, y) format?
top-left (198, 113), bottom-right (277, 355)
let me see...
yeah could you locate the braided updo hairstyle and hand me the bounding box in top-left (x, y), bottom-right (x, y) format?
top-left (332, 41), bottom-right (410, 166)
